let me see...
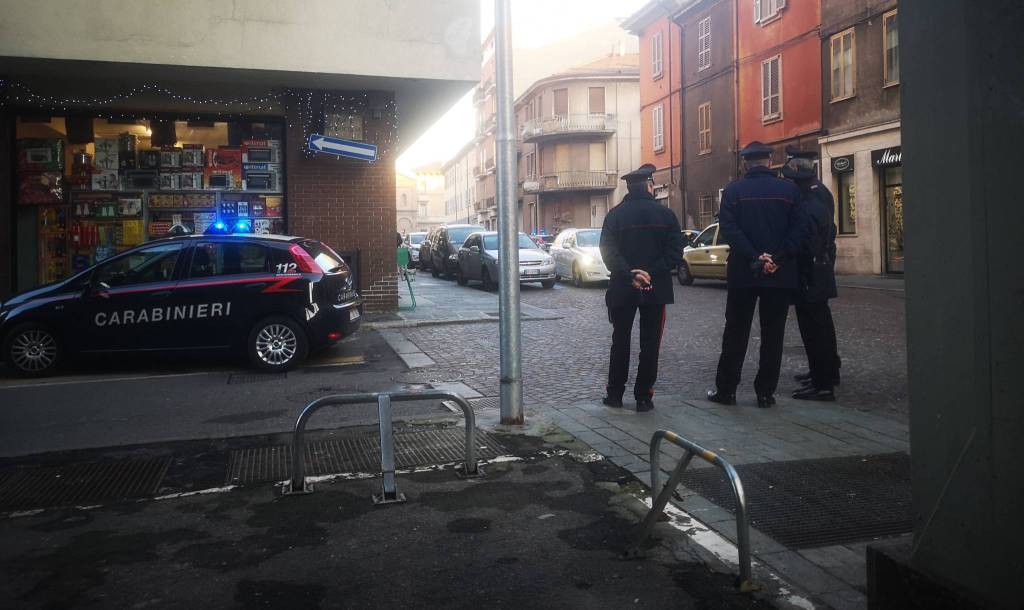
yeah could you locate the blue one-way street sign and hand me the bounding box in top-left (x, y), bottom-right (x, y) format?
top-left (307, 134), bottom-right (378, 162)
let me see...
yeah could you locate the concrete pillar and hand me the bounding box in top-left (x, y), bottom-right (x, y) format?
top-left (869, 1), bottom-right (1024, 608)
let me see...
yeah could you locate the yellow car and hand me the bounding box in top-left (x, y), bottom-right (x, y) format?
top-left (677, 223), bottom-right (729, 285)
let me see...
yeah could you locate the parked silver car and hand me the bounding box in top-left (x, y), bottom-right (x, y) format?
top-left (549, 228), bottom-right (610, 287)
top-left (406, 231), bottom-right (427, 265)
top-left (457, 231), bottom-right (556, 290)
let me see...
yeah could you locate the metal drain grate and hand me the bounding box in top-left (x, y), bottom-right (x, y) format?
top-left (0, 457), bottom-right (170, 511)
top-left (226, 427), bottom-right (507, 485)
top-left (470, 397), bottom-right (500, 410)
top-left (679, 452), bottom-right (912, 549)
top-left (228, 372), bottom-right (287, 385)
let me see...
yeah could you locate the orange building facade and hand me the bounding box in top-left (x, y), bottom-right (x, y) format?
top-left (737, 0), bottom-right (823, 162)
top-left (625, 9), bottom-right (684, 221)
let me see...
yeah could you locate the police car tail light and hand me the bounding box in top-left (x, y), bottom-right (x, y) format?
top-left (288, 244), bottom-right (320, 274)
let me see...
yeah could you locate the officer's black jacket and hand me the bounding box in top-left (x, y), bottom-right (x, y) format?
top-left (794, 179), bottom-right (838, 303)
top-left (600, 191), bottom-right (684, 307)
top-left (719, 165), bottom-right (805, 290)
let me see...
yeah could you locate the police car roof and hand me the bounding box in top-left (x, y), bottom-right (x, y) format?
top-left (160, 233), bottom-right (309, 244)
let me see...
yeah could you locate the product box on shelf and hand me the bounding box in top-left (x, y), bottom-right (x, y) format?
top-left (117, 196), bottom-right (143, 216)
top-left (159, 172), bottom-right (182, 190)
top-left (181, 144), bottom-right (204, 169)
top-left (183, 193), bottom-right (216, 209)
top-left (205, 147), bottom-right (242, 190)
top-left (125, 170), bottom-right (159, 190)
top-left (193, 212), bottom-right (216, 234)
top-left (263, 196), bottom-right (284, 217)
top-left (160, 148), bottom-right (182, 169)
top-left (241, 139), bottom-right (282, 164)
top-left (94, 138), bottom-right (120, 171)
top-left (205, 171), bottom-right (237, 190)
top-left (92, 170), bottom-right (121, 191)
top-left (149, 193), bottom-right (185, 209)
top-left (139, 149), bottom-right (161, 170)
top-left (118, 133), bottom-right (138, 170)
top-left (148, 221), bottom-right (172, 237)
top-left (18, 139), bottom-right (65, 172)
top-left (72, 192), bottom-right (116, 217)
top-left (242, 163), bottom-right (282, 191)
top-left (179, 172), bottom-right (204, 190)
top-left (19, 172), bottom-right (64, 205)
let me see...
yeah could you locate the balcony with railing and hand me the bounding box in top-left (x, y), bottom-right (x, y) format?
top-left (522, 171), bottom-right (617, 194)
top-left (520, 114), bottom-right (615, 143)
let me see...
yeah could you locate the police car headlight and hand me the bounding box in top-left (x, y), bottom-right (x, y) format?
top-left (580, 254), bottom-right (594, 266)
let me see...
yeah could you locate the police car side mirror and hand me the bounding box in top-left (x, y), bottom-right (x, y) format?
top-left (470, 246), bottom-right (480, 254)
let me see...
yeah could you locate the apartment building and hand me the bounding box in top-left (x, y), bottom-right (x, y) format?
top-left (442, 140), bottom-right (478, 225)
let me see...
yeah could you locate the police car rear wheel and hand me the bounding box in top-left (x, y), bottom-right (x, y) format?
top-left (4, 323), bottom-right (60, 377)
top-left (248, 317), bottom-right (308, 372)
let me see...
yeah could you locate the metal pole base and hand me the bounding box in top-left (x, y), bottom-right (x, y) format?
top-left (372, 490), bottom-right (408, 506)
top-left (453, 464), bottom-right (483, 479)
top-left (281, 481), bottom-right (315, 496)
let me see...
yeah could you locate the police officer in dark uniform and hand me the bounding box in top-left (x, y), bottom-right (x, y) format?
top-left (782, 146), bottom-right (840, 400)
top-left (707, 142), bottom-right (805, 408)
top-left (600, 163), bottom-right (685, 412)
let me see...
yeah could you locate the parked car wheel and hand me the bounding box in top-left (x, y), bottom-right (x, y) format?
top-left (572, 263), bottom-right (585, 288)
top-left (248, 316), bottom-right (308, 373)
top-left (677, 261), bottom-right (694, 286)
top-left (541, 279), bottom-right (555, 289)
top-left (481, 267), bottom-right (496, 291)
top-left (3, 323), bottom-right (61, 377)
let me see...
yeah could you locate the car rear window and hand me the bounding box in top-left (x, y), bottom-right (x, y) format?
top-left (300, 240), bottom-right (346, 273)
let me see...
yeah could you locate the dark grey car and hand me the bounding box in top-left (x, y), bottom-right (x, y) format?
top-left (429, 224), bottom-right (484, 279)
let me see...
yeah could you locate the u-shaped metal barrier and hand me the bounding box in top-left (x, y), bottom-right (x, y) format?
top-left (282, 391), bottom-right (480, 503)
top-left (626, 430), bottom-right (753, 590)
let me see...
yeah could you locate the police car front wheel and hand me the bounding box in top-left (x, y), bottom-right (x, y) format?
top-left (248, 316), bottom-right (309, 372)
top-left (3, 323), bottom-right (61, 377)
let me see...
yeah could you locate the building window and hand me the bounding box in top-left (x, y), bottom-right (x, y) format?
top-left (698, 102), bottom-right (712, 154)
top-left (652, 105), bottom-right (665, 152)
top-left (830, 29), bottom-right (856, 101)
top-left (754, 0), bottom-right (786, 24)
top-left (589, 87), bottom-right (605, 114)
top-left (526, 151), bottom-right (536, 178)
top-left (837, 171), bottom-right (856, 234)
top-left (553, 88), bottom-right (568, 117)
top-left (697, 194), bottom-right (715, 229)
top-left (884, 9), bottom-right (899, 86)
top-left (651, 31), bottom-right (664, 79)
top-left (698, 16), bottom-right (712, 71)
top-left (761, 55), bottom-right (782, 122)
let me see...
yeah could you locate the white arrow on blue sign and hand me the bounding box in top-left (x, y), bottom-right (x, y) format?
top-left (307, 134), bottom-right (378, 162)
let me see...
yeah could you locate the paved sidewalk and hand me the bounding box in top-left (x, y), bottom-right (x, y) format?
top-left (835, 275), bottom-right (904, 293)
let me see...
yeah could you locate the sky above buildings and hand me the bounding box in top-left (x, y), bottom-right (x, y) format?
top-left (395, 0), bottom-right (647, 173)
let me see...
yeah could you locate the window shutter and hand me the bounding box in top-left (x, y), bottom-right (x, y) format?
top-left (777, 0), bottom-right (786, 9)
top-left (754, 0), bottom-right (762, 23)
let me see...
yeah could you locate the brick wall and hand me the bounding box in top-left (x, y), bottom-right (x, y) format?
top-left (284, 91), bottom-right (398, 312)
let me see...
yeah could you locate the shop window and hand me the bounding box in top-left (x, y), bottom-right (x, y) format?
top-left (190, 242), bottom-right (268, 278)
top-left (830, 29), bottom-right (856, 101)
top-left (93, 243), bottom-right (183, 288)
top-left (14, 115), bottom-right (286, 289)
top-left (837, 171), bottom-right (857, 234)
top-left (883, 10), bottom-right (899, 86)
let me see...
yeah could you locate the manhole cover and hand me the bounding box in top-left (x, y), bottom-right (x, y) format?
top-left (228, 372), bottom-right (287, 385)
top-left (0, 457), bottom-right (170, 511)
top-left (679, 452), bottom-right (912, 549)
top-left (392, 369), bottom-right (465, 384)
top-left (226, 426), bottom-right (507, 485)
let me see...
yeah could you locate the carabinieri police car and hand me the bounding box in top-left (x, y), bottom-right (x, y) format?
top-left (0, 222), bottom-right (362, 377)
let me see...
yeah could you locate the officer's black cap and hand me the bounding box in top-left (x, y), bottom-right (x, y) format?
top-left (785, 145), bottom-right (819, 160)
top-left (739, 141), bottom-right (772, 160)
top-left (620, 163), bottom-right (657, 182)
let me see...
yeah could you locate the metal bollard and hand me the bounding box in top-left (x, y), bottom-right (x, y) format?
top-left (373, 393), bottom-right (406, 505)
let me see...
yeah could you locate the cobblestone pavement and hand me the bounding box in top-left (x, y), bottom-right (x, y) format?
top-left (403, 278), bottom-right (907, 422)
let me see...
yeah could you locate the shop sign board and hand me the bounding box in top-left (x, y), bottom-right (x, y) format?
top-left (872, 146), bottom-right (902, 168)
top-left (832, 155), bottom-right (855, 173)
top-left (307, 134), bottom-right (378, 162)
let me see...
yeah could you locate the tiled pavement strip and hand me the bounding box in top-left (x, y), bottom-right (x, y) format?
top-left (371, 272), bottom-right (909, 609)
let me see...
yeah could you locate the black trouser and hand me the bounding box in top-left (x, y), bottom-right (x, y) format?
top-left (607, 304), bottom-right (666, 401)
top-left (715, 287), bottom-right (790, 396)
top-left (796, 300), bottom-right (839, 388)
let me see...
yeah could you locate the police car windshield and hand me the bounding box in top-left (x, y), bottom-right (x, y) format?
top-left (301, 240), bottom-right (345, 273)
top-left (576, 230), bottom-right (601, 247)
top-left (483, 234), bottom-right (538, 251)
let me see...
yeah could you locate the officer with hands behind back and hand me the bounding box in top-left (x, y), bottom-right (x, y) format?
top-left (600, 163), bottom-right (685, 412)
top-left (707, 142), bottom-right (806, 409)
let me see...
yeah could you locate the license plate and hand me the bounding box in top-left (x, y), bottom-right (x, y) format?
top-left (522, 269), bottom-right (539, 276)
top-left (349, 309), bottom-right (361, 321)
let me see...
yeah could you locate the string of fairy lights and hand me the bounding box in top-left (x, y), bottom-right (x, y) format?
top-left (0, 79), bottom-right (399, 160)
